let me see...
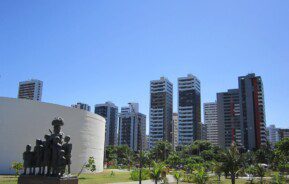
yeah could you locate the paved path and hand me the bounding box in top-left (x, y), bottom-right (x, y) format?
top-left (112, 175), bottom-right (176, 184)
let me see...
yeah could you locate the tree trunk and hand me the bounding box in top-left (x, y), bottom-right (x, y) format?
top-left (218, 175), bottom-right (221, 184)
top-left (155, 180), bottom-right (157, 184)
top-left (231, 173), bottom-right (235, 184)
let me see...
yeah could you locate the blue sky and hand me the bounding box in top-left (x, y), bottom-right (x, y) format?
top-left (1, 1), bottom-right (289, 132)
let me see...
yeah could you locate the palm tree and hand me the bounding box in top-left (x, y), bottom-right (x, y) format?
top-left (245, 165), bottom-right (256, 184)
top-left (255, 164), bottom-right (266, 184)
top-left (222, 142), bottom-right (243, 184)
top-left (213, 162), bottom-right (223, 184)
top-left (192, 164), bottom-right (209, 184)
top-left (149, 161), bottom-right (167, 184)
top-left (173, 171), bottom-right (183, 184)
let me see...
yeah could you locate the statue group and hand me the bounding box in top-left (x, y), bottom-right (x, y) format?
top-left (22, 117), bottom-right (72, 178)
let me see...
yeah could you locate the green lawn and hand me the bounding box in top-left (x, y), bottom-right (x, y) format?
top-left (0, 170), bottom-right (132, 184)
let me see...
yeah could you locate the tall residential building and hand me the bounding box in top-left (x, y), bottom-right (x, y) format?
top-left (172, 113), bottom-right (179, 150)
top-left (18, 79), bottom-right (43, 101)
top-left (118, 103), bottom-right (146, 151)
top-left (149, 77), bottom-right (173, 148)
top-left (217, 89), bottom-right (243, 148)
top-left (239, 73), bottom-right (267, 150)
top-left (267, 125), bottom-right (280, 146)
top-left (204, 102), bottom-right (224, 148)
top-left (178, 74), bottom-right (201, 145)
top-left (71, 102), bottom-right (91, 111)
top-left (95, 102), bottom-right (118, 146)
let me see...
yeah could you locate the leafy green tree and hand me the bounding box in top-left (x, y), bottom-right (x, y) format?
top-left (221, 142), bottom-right (243, 184)
top-left (150, 141), bottom-right (173, 162)
top-left (11, 161), bottom-right (23, 176)
top-left (166, 153), bottom-right (181, 169)
top-left (149, 161), bottom-right (167, 184)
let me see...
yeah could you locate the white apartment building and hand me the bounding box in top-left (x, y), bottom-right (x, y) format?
top-left (204, 102), bottom-right (224, 148)
top-left (18, 79), bottom-right (43, 101)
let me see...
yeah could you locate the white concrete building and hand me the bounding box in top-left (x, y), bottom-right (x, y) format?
top-left (204, 102), bottom-right (224, 148)
top-left (0, 97), bottom-right (105, 174)
top-left (267, 125), bottom-right (280, 146)
top-left (18, 79), bottom-right (43, 101)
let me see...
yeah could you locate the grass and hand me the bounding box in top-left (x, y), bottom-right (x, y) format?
top-left (0, 170), bottom-right (132, 184)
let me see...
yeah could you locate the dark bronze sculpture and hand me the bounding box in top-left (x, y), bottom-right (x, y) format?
top-left (22, 117), bottom-right (73, 178)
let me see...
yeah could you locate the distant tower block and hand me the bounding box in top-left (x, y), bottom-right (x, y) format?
top-left (18, 79), bottom-right (43, 101)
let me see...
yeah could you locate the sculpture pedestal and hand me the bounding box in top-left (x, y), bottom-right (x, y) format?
top-left (18, 175), bottom-right (78, 184)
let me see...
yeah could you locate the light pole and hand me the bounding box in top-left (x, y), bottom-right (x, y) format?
top-left (128, 103), bottom-right (142, 184)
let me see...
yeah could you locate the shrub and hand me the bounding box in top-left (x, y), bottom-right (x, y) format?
top-left (11, 161), bottom-right (23, 176)
top-left (130, 169), bottom-right (150, 181)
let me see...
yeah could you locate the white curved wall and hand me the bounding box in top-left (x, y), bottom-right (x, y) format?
top-left (0, 97), bottom-right (105, 174)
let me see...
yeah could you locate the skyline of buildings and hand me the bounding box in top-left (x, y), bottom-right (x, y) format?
top-left (71, 102), bottom-right (91, 111)
top-left (10, 72), bottom-right (286, 150)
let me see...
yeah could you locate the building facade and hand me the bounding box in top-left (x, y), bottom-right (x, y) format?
top-left (239, 73), bottom-right (267, 150)
top-left (95, 102), bottom-right (118, 146)
top-left (149, 77), bottom-right (173, 148)
top-left (71, 102), bottom-right (91, 111)
top-left (18, 79), bottom-right (43, 101)
top-left (178, 74), bottom-right (201, 145)
top-left (267, 125), bottom-right (280, 146)
top-left (217, 89), bottom-right (243, 148)
top-left (118, 103), bottom-right (146, 151)
top-left (172, 113), bottom-right (179, 150)
top-left (204, 102), bottom-right (224, 148)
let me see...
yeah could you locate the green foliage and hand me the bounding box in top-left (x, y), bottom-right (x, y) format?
top-left (85, 156), bottom-right (96, 172)
top-left (166, 153), bottom-right (181, 169)
top-left (221, 142), bottom-right (243, 184)
top-left (11, 161), bottom-right (23, 176)
top-left (192, 164), bottom-right (209, 184)
top-left (254, 164), bottom-right (266, 183)
top-left (149, 161), bottom-right (167, 184)
top-left (173, 171), bottom-right (183, 184)
top-left (271, 173), bottom-right (286, 184)
top-left (150, 141), bottom-right (173, 162)
top-left (130, 169), bottom-right (150, 181)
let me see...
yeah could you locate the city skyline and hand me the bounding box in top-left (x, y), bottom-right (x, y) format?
top-left (1, 1), bottom-right (289, 132)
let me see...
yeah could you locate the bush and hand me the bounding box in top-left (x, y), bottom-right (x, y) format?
top-left (11, 161), bottom-right (23, 176)
top-left (130, 169), bottom-right (150, 181)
